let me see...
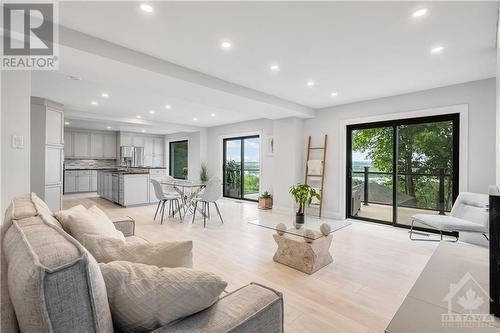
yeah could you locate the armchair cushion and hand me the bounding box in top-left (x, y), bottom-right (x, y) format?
top-left (412, 214), bottom-right (488, 233)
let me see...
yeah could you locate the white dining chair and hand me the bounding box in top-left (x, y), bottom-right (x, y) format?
top-left (151, 179), bottom-right (182, 223)
top-left (191, 177), bottom-right (223, 228)
top-left (410, 192), bottom-right (489, 242)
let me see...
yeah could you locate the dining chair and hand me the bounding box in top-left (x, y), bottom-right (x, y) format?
top-left (410, 192), bottom-right (489, 241)
top-left (151, 179), bottom-right (182, 223)
top-left (191, 177), bottom-right (223, 228)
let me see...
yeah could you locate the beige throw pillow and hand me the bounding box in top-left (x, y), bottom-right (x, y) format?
top-left (99, 261), bottom-right (227, 333)
top-left (82, 234), bottom-right (193, 268)
top-left (54, 204), bottom-right (87, 232)
top-left (61, 205), bottom-right (125, 243)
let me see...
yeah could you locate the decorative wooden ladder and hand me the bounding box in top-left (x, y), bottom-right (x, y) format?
top-left (304, 135), bottom-right (328, 218)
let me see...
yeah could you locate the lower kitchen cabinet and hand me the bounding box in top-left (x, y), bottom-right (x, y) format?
top-left (64, 170), bottom-right (98, 193)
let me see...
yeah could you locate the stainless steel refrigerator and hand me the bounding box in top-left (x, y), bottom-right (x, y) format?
top-left (120, 146), bottom-right (144, 167)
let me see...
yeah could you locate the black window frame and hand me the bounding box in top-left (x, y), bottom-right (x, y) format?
top-left (222, 135), bottom-right (260, 202)
top-left (346, 113), bottom-right (460, 236)
top-left (169, 140), bottom-right (188, 180)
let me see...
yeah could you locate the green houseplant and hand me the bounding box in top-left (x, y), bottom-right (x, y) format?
top-left (182, 166), bottom-right (188, 179)
top-left (200, 163), bottom-right (209, 182)
top-left (258, 191), bottom-right (273, 210)
top-left (289, 183), bottom-right (320, 224)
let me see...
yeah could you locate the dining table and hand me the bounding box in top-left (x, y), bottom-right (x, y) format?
top-left (160, 179), bottom-right (207, 219)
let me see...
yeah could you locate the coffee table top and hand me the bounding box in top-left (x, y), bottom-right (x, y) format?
top-left (248, 215), bottom-right (351, 240)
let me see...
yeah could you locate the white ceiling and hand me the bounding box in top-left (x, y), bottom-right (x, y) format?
top-left (32, 1), bottom-right (497, 132)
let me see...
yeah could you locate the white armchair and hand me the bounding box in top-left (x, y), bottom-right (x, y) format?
top-left (410, 192), bottom-right (489, 242)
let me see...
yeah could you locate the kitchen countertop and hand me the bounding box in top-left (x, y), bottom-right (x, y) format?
top-left (65, 168), bottom-right (119, 171)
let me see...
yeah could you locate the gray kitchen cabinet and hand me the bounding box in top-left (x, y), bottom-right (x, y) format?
top-left (64, 131), bottom-right (73, 157)
top-left (132, 135), bottom-right (144, 147)
top-left (103, 134), bottom-right (117, 158)
top-left (31, 97), bottom-right (64, 211)
top-left (64, 171), bottom-right (77, 193)
top-left (144, 136), bottom-right (153, 155)
top-left (73, 132), bottom-right (91, 157)
top-left (90, 171), bottom-right (97, 192)
top-left (120, 133), bottom-right (132, 147)
top-left (77, 172), bottom-right (91, 192)
top-left (91, 133), bottom-right (104, 158)
top-left (153, 137), bottom-right (163, 155)
top-left (45, 107), bottom-right (64, 146)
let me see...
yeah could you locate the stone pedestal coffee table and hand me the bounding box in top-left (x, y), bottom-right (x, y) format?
top-left (249, 216), bottom-right (350, 274)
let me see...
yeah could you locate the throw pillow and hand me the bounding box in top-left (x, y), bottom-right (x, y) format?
top-left (99, 261), bottom-right (227, 333)
top-left (62, 205), bottom-right (125, 243)
top-left (54, 204), bottom-right (87, 231)
top-left (82, 234), bottom-right (193, 268)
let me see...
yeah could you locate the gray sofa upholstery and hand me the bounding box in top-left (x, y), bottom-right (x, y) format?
top-left (1, 193), bottom-right (284, 333)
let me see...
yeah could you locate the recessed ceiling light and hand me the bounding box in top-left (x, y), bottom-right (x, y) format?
top-left (140, 3), bottom-right (153, 13)
top-left (141, 129), bottom-right (146, 133)
top-left (165, 104), bottom-right (172, 109)
top-left (193, 117), bottom-right (198, 121)
top-left (430, 46), bottom-right (444, 54)
top-left (306, 81), bottom-right (315, 87)
top-left (101, 92), bottom-right (109, 98)
top-left (412, 8), bottom-right (428, 18)
top-left (106, 126), bottom-right (111, 129)
top-left (91, 101), bottom-right (98, 105)
top-left (211, 113), bottom-right (216, 117)
top-left (270, 64), bottom-right (280, 72)
top-left (331, 91), bottom-right (339, 97)
top-left (136, 115), bottom-right (142, 119)
top-left (64, 121), bottom-right (70, 125)
top-left (220, 41), bottom-right (232, 50)
top-left (149, 110), bottom-right (155, 114)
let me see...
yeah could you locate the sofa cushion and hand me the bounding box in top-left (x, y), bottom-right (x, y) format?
top-left (99, 261), bottom-right (227, 333)
top-left (151, 283), bottom-right (284, 333)
top-left (82, 234), bottom-right (193, 268)
top-left (31, 193), bottom-right (63, 229)
top-left (3, 215), bottom-right (114, 333)
top-left (60, 205), bottom-right (126, 244)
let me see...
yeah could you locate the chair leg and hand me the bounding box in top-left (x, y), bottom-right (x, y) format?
top-left (192, 202), bottom-right (198, 224)
top-left (154, 201), bottom-right (161, 220)
top-left (176, 199), bottom-right (182, 221)
top-left (214, 202), bottom-right (223, 224)
top-left (169, 200), bottom-right (172, 216)
top-left (203, 202), bottom-right (206, 228)
top-left (160, 200), bottom-right (166, 225)
top-left (207, 203), bottom-right (210, 219)
top-left (409, 219), bottom-right (459, 242)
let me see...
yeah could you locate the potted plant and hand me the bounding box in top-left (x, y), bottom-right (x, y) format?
top-left (200, 163), bottom-right (209, 182)
top-left (289, 183), bottom-right (320, 225)
top-left (258, 191), bottom-right (273, 210)
top-left (182, 166), bottom-right (188, 179)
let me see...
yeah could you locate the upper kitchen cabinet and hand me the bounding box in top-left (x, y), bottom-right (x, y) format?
top-left (91, 133), bottom-right (104, 157)
top-left (103, 134), bottom-right (117, 158)
top-left (73, 132), bottom-right (91, 158)
top-left (132, 135), bottom-right (144, 147)
top-left (65, 129), bottom-right (117, 159)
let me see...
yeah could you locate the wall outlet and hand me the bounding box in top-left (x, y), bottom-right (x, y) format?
top-left (11, 135), bottom-right (24, 149)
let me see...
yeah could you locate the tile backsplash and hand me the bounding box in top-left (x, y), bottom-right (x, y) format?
top-left (64, 159), bottom-right (117, 169)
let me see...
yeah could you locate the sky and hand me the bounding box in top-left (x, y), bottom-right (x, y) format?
top-left (226, 137), bottom-right (260, 163)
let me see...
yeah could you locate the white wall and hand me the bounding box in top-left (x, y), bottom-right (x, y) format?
top-left (1, 71), bottom-right (32, 216)
top-left (304, 78), bottom-right (496, 218)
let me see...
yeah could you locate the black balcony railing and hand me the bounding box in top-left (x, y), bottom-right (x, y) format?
top-left (352, 167), bottom-right (451, 215)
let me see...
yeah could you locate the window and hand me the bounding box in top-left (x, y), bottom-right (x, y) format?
top-left (346, 113), bottom-right (459, 234)
top-left (223, 135), bottom-right (260, 201)
top-left (169, 140), bottom-right (188, 179)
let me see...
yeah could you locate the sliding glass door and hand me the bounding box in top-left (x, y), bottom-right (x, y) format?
top-left (223, 135), bottom-right (260, 201)
top-left (169, 140), bottom-right (188, 179)
top-left (347, 114), bottom-right (459, 232)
